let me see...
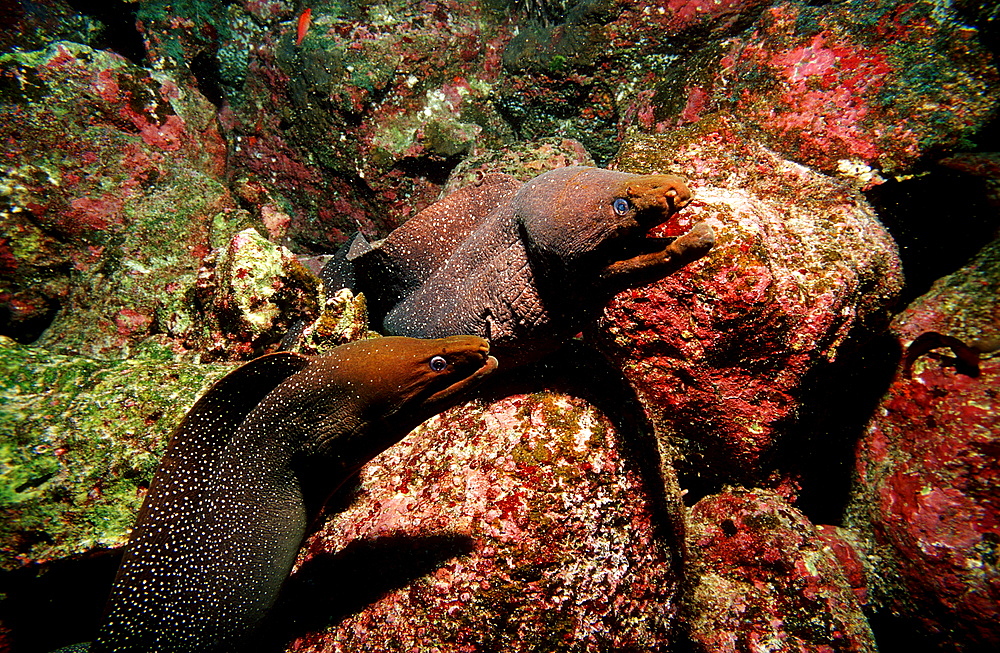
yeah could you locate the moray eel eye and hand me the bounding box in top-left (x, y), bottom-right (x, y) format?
top-left (612, 198), bottom-right (631, 215)
top-left (429, 355), bottom-right (448, 372)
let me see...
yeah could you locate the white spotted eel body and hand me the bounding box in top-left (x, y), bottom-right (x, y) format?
top-left (87, 336), bottom-right (496, 652)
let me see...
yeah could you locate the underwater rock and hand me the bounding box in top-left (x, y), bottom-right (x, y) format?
top-left (224, 1), bottom-right (516, 251)
top-left (199, 227), bottom-right (320, 361)
top-left (0, 0), bottom-right (105, 56)
top-left (279, 392), bottom-right (681, 652)
top-left (590, 117), bottom-right (904, 481)
top-left (0, 41), bottom-right (243, 358)
top-left (285, 287), bottom-right (377, 357)
top-left (0, 338), bottom-right (234, 570)
top-left (500, 0), bottom-right (998, 180)
top-left (441, 136), bottom-right (595, 194)
top-left (498, 0), bottom-right (769, 164)
top-left (690, 0), bottom-right (999, 179)
top-left (685, 487), bottom-right (877, 652)
top-left (847, 237), bottom-right (1000, 650)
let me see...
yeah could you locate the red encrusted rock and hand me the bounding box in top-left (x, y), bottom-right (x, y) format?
top-left (226, 1), bottom-right (516, 250)
top-left (848, 237), bottom-right (1000, 650)
top-left (0, 41), bottom-right (238, 356)
top-left (590, 118), bottom-right (903, 480)
top-left (686, 488), bottom-right (876, 652)
top-left (280, 392), bottom-right (681, 652)
top-left (498, 0), bottom-right (770, 164)
top-left (688, 0), bottom-right (999, 178)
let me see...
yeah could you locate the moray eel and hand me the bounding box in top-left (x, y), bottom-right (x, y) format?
top-left (902, 331), bottom-right (998, 378)
top-left (89, 336), bottom-right (496, 652)
top-left (321, 166), bottom-right (714, 366)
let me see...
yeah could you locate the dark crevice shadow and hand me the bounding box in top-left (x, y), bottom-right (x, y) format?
top-left (865, 168), bottom-right (998, 308)
top-left (775, 332), bottom-right (903, 526)
top-left (253, 532), bottom-right (476, 652)
top-left (0, 547), bottom-right (122, 653)
top-left (63, 0), bottom-right (146, 65)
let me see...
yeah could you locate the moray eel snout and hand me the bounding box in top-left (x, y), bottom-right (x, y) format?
top-left (622, 174), bottom-right (693, 214)
top-left (417, 335), bottom-right (498, 405)
top-left (324, 335), bottom-right (498, 414)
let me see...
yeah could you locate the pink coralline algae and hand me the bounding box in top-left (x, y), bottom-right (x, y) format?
top-left (591, 118), bottom-right (903, 480)
top-left (849, 237), bottom-right (1000, 649)
top-left (700, 0), bottom-right (1000, 176)
top-left (611, 0), bottom-right (771, 41)
top-left (283, 393), bottom-right (680, 652)
top-left (686, 488), bottom-right (877, 652)
top-left (226, 1), bottom-right (516, 250)
top-left (0, 41), bottom-right (235, 356)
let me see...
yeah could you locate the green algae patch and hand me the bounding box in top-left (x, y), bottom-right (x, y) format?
top-left (0, 338), bottom-right (235, 570)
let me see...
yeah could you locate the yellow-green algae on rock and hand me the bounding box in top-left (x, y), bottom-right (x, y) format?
top-left (0, 337), bottom-right (235, 570)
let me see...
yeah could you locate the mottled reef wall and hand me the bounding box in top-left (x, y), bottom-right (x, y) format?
top-left (1, 1), bottom-right (999, 652)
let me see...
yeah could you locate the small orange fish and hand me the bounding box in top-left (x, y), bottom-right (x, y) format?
top-left (296, 8), bottom-right (312, 46)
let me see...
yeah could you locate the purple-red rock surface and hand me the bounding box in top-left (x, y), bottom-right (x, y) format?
top-left (686, 487), bottom-right (876, 652)
top-left (281, 392), bottom-right (681, 652)
top-left (665, 0), bottom-right (1000, 178)
top-left (848, 236), bottom-right (1000, 650)
top-left (590, 117), bottom-right (904, 481)
top-left (0, 41), bottom-right (233, 357)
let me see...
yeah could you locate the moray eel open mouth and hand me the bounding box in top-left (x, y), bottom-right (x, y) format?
top-left (596, 176), bottom-right (714, 286)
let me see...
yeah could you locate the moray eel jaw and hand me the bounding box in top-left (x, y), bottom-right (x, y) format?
top-left (419, 337), bottom-right (499, 406)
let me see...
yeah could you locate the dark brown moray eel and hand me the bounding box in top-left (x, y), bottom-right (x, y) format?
top-left (317, 166), bottom-right (715, 366)
top-left (83, 336), bottom-right (496, 652)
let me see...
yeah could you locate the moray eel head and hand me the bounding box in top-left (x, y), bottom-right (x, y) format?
top-left (302, 335), bottom-right (498, 461)
top-left (514, 166), bottom-right (698, 267)
top-left (356, 334), bottom-right (499, 411)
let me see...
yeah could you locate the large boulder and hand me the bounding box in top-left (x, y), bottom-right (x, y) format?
top-left (273, 391), bottom-right (683, 652)
top-left (686, 487), bottom-right (876, 652)
top-left (590, 117), bottom-right (904, 481)
top-left (848, 236), bottom-right (1000, 650)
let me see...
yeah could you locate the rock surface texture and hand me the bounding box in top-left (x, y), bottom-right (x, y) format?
top-left (591, 118), bottom-right (904, 481)
top-left (686, 488), bottom-right (877, 652)
top-left (0, 0), bottom-right (998, 651)
top-left (279, 392), bottom-right (681, 652)
top-left (848, 237), bottom-right (1000, 650)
